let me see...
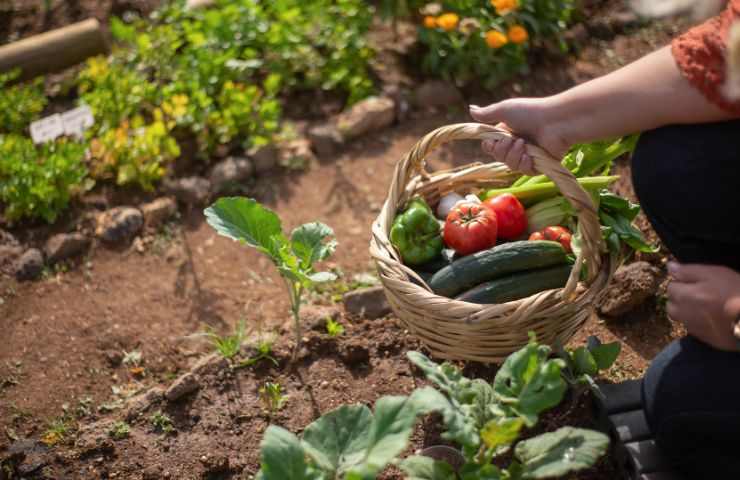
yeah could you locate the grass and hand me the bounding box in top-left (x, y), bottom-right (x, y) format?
top-left (239, 338), bottom-right (279, 368)
top-left (201, 320), bottom-right (247, 359)
top-left (259, 382), bottom-right (287, 414)
top-left (41, 416), bottom-right (73, 446)
top-left (109, 421), bottom-right (131, 440)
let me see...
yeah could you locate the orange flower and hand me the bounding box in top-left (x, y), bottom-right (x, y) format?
top-left (436, 13), bottom-right (459, 32)
top-left (491, 0), bottom-right (518, 15)
top-left (423, 16), bottom-right (437, 28)
top-left (508, 25), bottom-right (529, 44)
top-left (485, 30), bottom-right (508, 49)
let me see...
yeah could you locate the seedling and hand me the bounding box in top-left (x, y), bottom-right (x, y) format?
top-left (150, 411), bottom-right (174, 434)
top-left (255, 336), bottom-right (609, 479)
top-left (41, 417), bottom-right (73, 446)
top-left (205, 197), bottom-right (337, 357)
top-left (199, 320), bottom-right (247, 359)
top-left (122, 350), bottom-right (142, 367)
top-left (259, 382), bottom-right (287, 414)
top-left (555, 335), bottom-right (622, 400)
top-left (109, 421), bottom-right (131, 440)
top-left (240, 339), bottom-right (279, 368)
top-left (325, 317), bottom-right (344, 337)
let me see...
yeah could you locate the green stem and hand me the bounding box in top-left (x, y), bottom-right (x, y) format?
top-left (290, 282), bottom-right (303, 359)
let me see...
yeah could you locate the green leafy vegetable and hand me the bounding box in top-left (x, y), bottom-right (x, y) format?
top-left (515, 427), bottom-right (609, 478)
top-left (400, 455), bottom-right (457, 480)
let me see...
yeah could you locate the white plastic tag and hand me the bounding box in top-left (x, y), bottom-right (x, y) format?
top-left (30, 114), bottom-right (64, 144)
top-left (61, 105), bottom-right (94, 138)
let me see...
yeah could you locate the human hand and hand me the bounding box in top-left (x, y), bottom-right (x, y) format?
top-left (667, 261), bottom-right (740, 352)
top-left (470, 97), bottom-right (571, 175)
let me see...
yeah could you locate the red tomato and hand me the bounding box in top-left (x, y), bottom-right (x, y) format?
top-left (529, 226), bottom-right (572, 252)
top-left (484, 193), bottom-right (527, 240)
top-left (444, 202), bottom-right (498, 255)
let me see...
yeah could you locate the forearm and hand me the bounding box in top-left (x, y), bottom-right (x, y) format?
top-left (544, 46), bottom-right (738, 144)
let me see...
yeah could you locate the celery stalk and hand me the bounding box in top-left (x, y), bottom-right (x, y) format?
top-left (480, 175), bottom-right (619, 206)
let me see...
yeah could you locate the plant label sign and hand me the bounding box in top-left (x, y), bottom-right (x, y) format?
top-left (30, 114), bottom-right (64, 144)
top-left (61, 105), bottom-right (94, 138)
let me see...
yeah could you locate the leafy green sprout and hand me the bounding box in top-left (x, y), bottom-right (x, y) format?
top-left (109, 421), bottom-right (131, 440)
top-left (259, 382), bottom-right (287, 414)
top-left (150, 411), bottom-right (174, 434)
top-left (239, 339), bottom-right (279, 368)
top-left (122, 350), bottom-right (142, 366)
top-left (325, 317), bottom-right (345, 337)
top-left (205, 197), bottom-right (337, 358)
top-left (41, 417), bottom-right (73, 446)
top-left (555, 335), bottom-right (621, 402)
top-left (200, 320), bottom-right (247, 359)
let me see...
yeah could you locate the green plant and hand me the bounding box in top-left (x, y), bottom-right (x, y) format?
top-left (122, 350), bottom-right (143, 366)
top-left (0, 135), bottom-right (89, 223)
top-left (0, 70), bottom-right (48, 134)
top-left (109, 421), bottom-right (131, 440)
top-left (555, 336), bottom-right (621, 400)
top-left (200, 320), bottom-right (247, 359)
top-left (416, 0), bottom-right (575, 87)
top-left (150, 411), bottom-right (175, 434)
top-left (205, 197), bottom-right (337, 356)
top-left (259, 382), bottom-right (287, 414)
top-left (256, 336), bottom-right (609, 479)
top-left (325, 317), bottom-right (345, 337)
top-left (41, 417), bottom-right (73, 446)
top-left (240, 338), bottom-right (279, 368)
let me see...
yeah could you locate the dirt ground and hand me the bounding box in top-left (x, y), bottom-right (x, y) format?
top-left (0, 4), bottom-right (694, 479)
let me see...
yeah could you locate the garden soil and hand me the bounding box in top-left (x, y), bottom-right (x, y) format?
top-left (1, 5), bottom-right (690, 479)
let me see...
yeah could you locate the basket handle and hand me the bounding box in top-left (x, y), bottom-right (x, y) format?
top-left (386, 122), bottom-right (604, 295)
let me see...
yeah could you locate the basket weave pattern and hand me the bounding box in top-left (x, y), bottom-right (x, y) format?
top-left (370, 123), bottom-right (614, 363)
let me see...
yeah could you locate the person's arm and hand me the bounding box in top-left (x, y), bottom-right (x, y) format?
top-left (469, 46), bottom-right (738, 173)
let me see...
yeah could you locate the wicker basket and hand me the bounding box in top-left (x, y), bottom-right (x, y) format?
top-left (370, 123), bottom-right (615, 363)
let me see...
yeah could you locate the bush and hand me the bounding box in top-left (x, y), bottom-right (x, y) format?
top-left (416, 0), bottom-right (575, 86)
top-left (0, 135), bottom-right (89, 223)
top-left (0, 70), bottom-right (48, 135)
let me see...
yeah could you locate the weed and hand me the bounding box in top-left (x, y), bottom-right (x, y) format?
top-left (41, 417), bottom-right (73, 446)
top-left (200, 320), bottom-right (247, 359)
top-left (259, 382), bottom-right (287, 414)
top-left (109, 421), bottom-right (131, 440)
top-left (239, 339), bottom-right (279, 368)
top-left (122, 350), bottom-right (143, 366)
top-left (326, 317), bottom-right (345, 337)
top-left (150, 411), bottom-right (174, 434)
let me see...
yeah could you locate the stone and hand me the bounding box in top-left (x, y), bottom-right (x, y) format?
top-left (599, 261), bottom-right (661, 317)
top-left (250, 144), bottom-right (279, 174)
top-left (123, 387), bottom-right (164, 421)
top-left (75, 421), bottom-right (116, 457)
top-left (95, 207), bottom-right (143, 244)
top-left (14, 248), bottom-right (44, 281)
top-left (307, 123), bottom-right (343, 158)
top-left (165, 372), bottom-right (200, 401)
top-left (300, 304), bottom-right (342, 332)
top-left (0, 244), bottom-right (24, 273)
top-left (0, 228), bottom-right (19, 246)
top-left (44, 233), bottom-right (91, 264)
top-left (209, 156), bottom-right (255, 192)
top-left (336, 96), bottom-right (396, 141)
top-left (141, 197), bottom-right (177, 229)
top-left (343, 286), bottom-right (391, 320)
top-left (412, 80), bottom-right (464, 109)
top-left (7, 440), bottom-right (50, 476)
top-left (164, 176), bottom-right (211, 205)
top-left (103, 349), bottom-right (124, 367)
top-left (340, 338), bottom-right (370, 366)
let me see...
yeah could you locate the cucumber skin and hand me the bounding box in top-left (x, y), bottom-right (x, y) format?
top-left (455, 264), bottom-right (573, 304)
top-left (428, 241), bottom-right (568, 298)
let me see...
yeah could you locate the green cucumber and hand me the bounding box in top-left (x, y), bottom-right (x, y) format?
top-left (428, 240), bottom-right (568, 298)
top-left (455, 263), bottom-right (573, 304)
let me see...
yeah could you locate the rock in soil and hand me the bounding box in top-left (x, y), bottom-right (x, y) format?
top-left (95, 207), bottom-right (144, 244)
top-left (0, 244), bottom-right (24, 273)
top-left (14, 248), bottom-right (44, 281)
top-left (412, 80), bottom-right (464, 109)
top-left (599, 261), bottom-right (661, 317)
top-left (209, 156), bottom-right (255, 192)
top-left (164, 176), bottom-right (212, 205)
top-left (0, 228), bottom-right (19, 246)
top-left (165, 372), bottom-right (200, 402)
top-left (141, 197), bottom-right (177, 229)
top-left (307, 123), bottom-right (343, 158)
top-left (250, 144), bottom-right (279, 174)
top-left (75, 421), bottom-right (116, 457)
top-left (191, 353), bottom-right (229, 377)
top-left (340, 338), bottom-right (370, 366)
top-left (343, 286), bottom-right (391, 320)
top-left (299, 304), bottom-right (342, 332)
top-left (336, 96), bottom-right (396, 140)
top-left (44, 233), bottom-right (91, 264)
top-left (123, 386), bottom-right (164, 422)
top-left (5, 439), bottom-right (50, 477)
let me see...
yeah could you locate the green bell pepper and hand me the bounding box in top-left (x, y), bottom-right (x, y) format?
top-left (390, 197), bottom-right (443, 265)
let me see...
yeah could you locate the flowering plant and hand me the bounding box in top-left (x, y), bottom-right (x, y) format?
top-left (417, 0), bottom-right (575, 86)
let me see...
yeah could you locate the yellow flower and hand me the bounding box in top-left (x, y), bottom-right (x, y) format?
top-left (508, 25), bottom-right (529, 44)
top-left (459, 17), bottom-right (481, 35)
top-left (491, 0), bottom-right (518, 15)
top-left (485, 30), bottom-right (508, 49)
top-left (423, 15), bottom-right (437, 28)
top-left (436, 13), bottom-right (459, 32)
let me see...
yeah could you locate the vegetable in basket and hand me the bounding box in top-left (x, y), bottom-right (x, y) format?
top-left (390, 197), bottom-right (443, 266)
top-left (483, 192), bottom-right (527, 240)
top-left (530, 226), bottom-right (573, 253)
top-left (443, 201), bottom-right (498, 255)
top-left (480, 175), bottom-right (619, 206)
top-left (525, 195), bottom-right (575, 233)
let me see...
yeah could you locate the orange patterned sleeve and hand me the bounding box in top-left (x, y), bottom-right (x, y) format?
top-left (671, 0), bottom-right (740, 113)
